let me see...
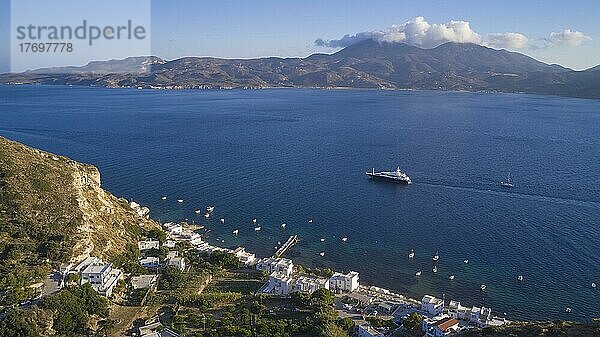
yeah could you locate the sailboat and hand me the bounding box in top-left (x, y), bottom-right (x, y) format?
top-left (500, 173), bottom-right (514, 188)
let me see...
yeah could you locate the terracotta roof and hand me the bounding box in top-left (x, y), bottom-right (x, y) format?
top-left (435, 318), bottom-right (459, 331)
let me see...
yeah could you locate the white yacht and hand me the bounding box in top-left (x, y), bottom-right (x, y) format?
top-left (281, 223), bottom-right (286, 228)
top-left (232, 229), bottom-right (239, 235)
top-left (254, 226), bottom-right (261, 231)
top-left (319, 251), bottom-right (325, 256)
top-left (480, 284), bottom-right (487, 291)
top-left (432, 266), bottom-right (438, 273)
top-left (463, 259), bottom-right (469, 264)
top-left (415, 271), bottom-right (422, 276)
top-left (161, 196), bottom-right (167, 200)
top-left (341, 237), bottom-right (348, 242)
top-left (177, 199), bottom-right (184, 203)
top-left (449, 275), bottom-right (455, 280)
top-left (408, 250), bottom-right (415, 259)
top-left (517, 275), bottom-right (524, 281)
top-left (432, 251), bottom-right (440, 261)
top-left (220, 218), bottom-right (225, 223)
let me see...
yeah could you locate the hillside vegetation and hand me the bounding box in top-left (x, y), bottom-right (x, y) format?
top-left (0, 136), bottom-right (159, 305)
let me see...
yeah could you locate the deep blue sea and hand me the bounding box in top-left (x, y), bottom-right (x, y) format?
top-left (1, 85), bottom-right (599, 322)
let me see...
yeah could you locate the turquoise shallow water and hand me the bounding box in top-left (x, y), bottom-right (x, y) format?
top-left (1, 85), bottom-right (599, 321)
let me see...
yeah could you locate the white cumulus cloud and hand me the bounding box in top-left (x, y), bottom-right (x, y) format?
top-left (315, 17), bottom-right (482, 49)
top-left (314, 17), bottom-right (593, 52)
top-left (487, 32), bottom-right (529, 49)
top-left (547, 29), bottom-right (592, 47)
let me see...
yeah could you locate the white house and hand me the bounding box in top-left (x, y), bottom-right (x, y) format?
top-left (422, 317), bottom-right (460, 337)
top-left (138, 240), bottom-right (160, 251)
top-left (329, 271), bottom-right (359, 292)
top-left (256, 257), bottom-right (294, 276)
top-left (163, 222), bottom-right (183, 235)
top-left (358, 324), bottom-right (386, 337)
top-left (163, 240), bottom-right (176, 248)
top-left (421, 295), bottom-right (444, 316)
top-left (262, 272), bottom-right (329, 296)
top-left (232, 247), bottom-right (257, 266)
top-left (79, 258), bottom-right (122, 297)
top-left (447, 300), bottom-right (470, 320)
top-left (140, 257), bottom-right (160, 268)
top-left (291, 274), bottom-right (329, 294)
top-left (167, 257), bottom-right (186, 271)
top-left (264, 271), bottom-right (294, 295)
top-left (470, 306), bottom-right (492, 327)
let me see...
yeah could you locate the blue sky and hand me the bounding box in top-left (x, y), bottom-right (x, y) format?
top-left (1, 0), bottom-right (599, 72)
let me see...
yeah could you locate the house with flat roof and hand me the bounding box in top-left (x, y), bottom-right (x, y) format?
top-left (232, 247), bottom-right (257, 266)
top-left (421, 294), bottom-right (444, 316)
top-left (138, 239), bottom-right (160, 251)
top-left (256, 257), bottom-right (294, 276)
top-left (291, 274), bottom-right (329, 294)
top-left (167, 257), bottom-right (186, 271)
top-left (329, 271), bottom-right (360, 293)
top-left (79, 257), bottom-right (122, 297)
top-left (470, 306), bottom-right (492, 327)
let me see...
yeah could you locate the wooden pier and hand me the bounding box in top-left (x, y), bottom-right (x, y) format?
top-left (274, 235), bottom-right (298, 258)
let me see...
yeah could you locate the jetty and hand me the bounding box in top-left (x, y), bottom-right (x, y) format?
top-left (274, 235), bottom-right (298, 258)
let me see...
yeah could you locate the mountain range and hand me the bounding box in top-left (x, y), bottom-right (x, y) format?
top-left (2, 40), bottom-right (600, 99)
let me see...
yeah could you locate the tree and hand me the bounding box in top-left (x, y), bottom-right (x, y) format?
top-left (311, 288), bottom-right (335, 307)
top-left (146, 228), bottom-right (167, 243)
top-left (337, 317), bottom-right (355, 331)
top-left (0, 309), bottom-right (40, 337)
top-left (403, 312), bottom-right (423, 332)
top-left (158, 266), bottom-right (187, 290)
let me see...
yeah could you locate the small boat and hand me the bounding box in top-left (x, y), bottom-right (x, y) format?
top-left (320, 238), bottom-right (325, 242)
top-left (565, 307), bottom-right (572, 313)
top-left (341, 237), bottom-right (348, 242)
top-left (220, 218), bottom-right (225, 223)
top-left (254, 226), bottom-right (261, 231)
top-left (480, 284), bottom-right (487, 291)
top-left (592, 282), bottom-right (597, 288)
top-left (415, 271), bottom-right (422, 276)
top-left (308, 219), bottom-right (313, 223)
top-left (408, 250), bottom-right (415, 259)
top-left (449, 275), bottom-right (455, 280)
top-left (206, 206), bottom-right (215, 213)
top-left (500, 173), bottom-right (514, 188)
top-left (161, 196), bottom-right (167, 200)
top-left (195, 209), bottom-right (202, 214)
top-left (177, 199), bottom-right (184, 203)
top-left (204, 213), bottom-right (210, 218)
top-left (432, 266), bottom-right (438, 273)
top-left (221, 239), bottom-right (225, 243)
top-left (281, 223), bottom-right (287, 228)
top-left (517, 275), bottom-right (524, 281)
top-left (252, 218), bottom-right (257, 224)
top-left (277, 241), bottom-right (281, 245)
top-left (432, 251), bottom-right (440, 261)
top-left (232, 229), bottom-right (239, 235)
top-left (319, 251), bottom-right (325, 256)
top-left (463, 259), bottom-right (469, 264)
